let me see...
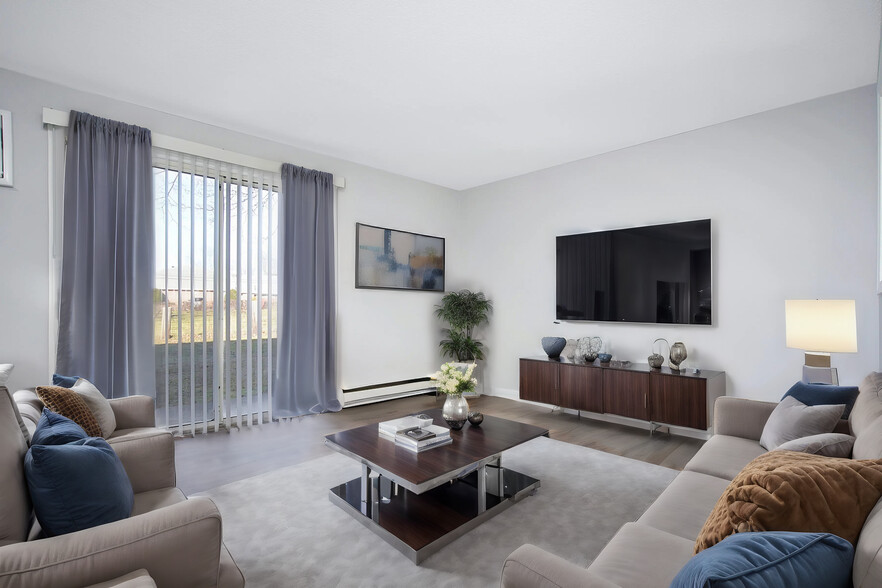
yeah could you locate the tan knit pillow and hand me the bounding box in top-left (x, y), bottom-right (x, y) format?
top-left (35, 386), bottom-right (103, 438)
top-left (695, 450), bottom-right (882, 553)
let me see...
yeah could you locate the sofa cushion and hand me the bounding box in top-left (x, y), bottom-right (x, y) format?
top-left (72, 378), bottom-right (117, 437)
top-left (35, 385), bottom-right (103, 437)
top-left (672, 532), bottom-right (853, 588)
top-left (84, 569), bottom-right (157, 588)
top-left (131, 487), bottom-right (186, 516)
top-left (0, 385), bottom-right (31, 547)
top-left (587, 523), bottom-right (695, 588)
top-left (695, 450), bottom-right (882, 553)
top-left (852, 372), bottom-right (882, 434)
top-left (684, 435), bottom-right (766, 480)
top-left (854, 418), bottom-right (882, 461)
top-left (775, 433), bottom-right (855, 458)
top-left (759, 396), bottom-right (844, 450)
top-left (30, 409), bottom-right (88, 446)
top-left (0, 363), bottom-right (12, 385)
top-left (638, 471), bottom-right (730, 541)
top-left (783, 381), bottom-right (859, 419)
top-left (855, 498), bottom-right (882, 588)
top-left (24, 437), bottom-right (134, 536)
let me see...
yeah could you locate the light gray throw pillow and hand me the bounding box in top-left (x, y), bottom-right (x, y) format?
top-left (759, 395), bottom-right (845, 450)
top-left (0, 363), bottom-right (13, 386)
top-left (774, 433), bottom-right (855, 458)
top-left (72, 378), bottom-right (116, 437)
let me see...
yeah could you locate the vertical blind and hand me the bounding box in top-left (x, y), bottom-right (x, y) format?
top-left (152, 148), bottom-right (281, 435)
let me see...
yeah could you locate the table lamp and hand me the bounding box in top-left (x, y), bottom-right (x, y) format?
top-left (785, 299), bottom-right (857, 385)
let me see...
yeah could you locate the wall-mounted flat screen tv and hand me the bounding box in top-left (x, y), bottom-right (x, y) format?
top-left (556, 219), bottom-right (712, 325)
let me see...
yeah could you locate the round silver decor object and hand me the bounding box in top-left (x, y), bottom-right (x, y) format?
top-left (467, 411), bottom-right (484, 426)
top-left (669, 342), bottom-right (688, 371)
top-left (442, 394), bottom-right (469, 430)
top-left (648, 353), bottom-right (665, 369)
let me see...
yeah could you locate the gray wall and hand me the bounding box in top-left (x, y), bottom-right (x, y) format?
top-left (460, 86), bottom-right (879, 401)
top-left (0, 68), bottom-right (465, 392)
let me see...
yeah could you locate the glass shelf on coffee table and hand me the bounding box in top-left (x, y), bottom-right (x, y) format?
top-left (324, 408), bottom-right (549, 564)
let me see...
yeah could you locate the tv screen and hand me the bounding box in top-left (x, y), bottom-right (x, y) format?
top-left (556, 219), bottom-right (712, 325)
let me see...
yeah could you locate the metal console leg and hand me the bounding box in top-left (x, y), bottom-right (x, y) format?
top-left (360, 464), bottom-right (371, 516)
top-left (477, 464), bottom-right (487, 514)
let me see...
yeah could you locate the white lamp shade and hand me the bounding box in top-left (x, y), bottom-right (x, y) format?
top-left (785, 299), bottom-right (857, 353)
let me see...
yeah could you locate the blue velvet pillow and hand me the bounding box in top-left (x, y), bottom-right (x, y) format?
top-left (782, 381), bottom-right (859, 419)
top-left (52, 373), bottom-right (80, 388)
top-left (24, 437), bottom-right (133, 536)
top-left (671, 532), bottom-right (853, 588)
top-left (30, 408), bottom-right (88, 446)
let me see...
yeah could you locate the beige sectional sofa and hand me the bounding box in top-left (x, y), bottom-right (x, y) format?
top-left (502, 372), bottom-right (882, 588)
top-left (0, 386), bottom-right (244, 588)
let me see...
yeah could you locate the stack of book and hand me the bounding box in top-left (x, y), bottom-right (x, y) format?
top-left (378, 416), bottom-right (452, 453)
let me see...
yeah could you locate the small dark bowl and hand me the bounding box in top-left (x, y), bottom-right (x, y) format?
top-left (468, 411), bottom-right (484, 426)
top-left (598, 353), bottom-right (612, 363)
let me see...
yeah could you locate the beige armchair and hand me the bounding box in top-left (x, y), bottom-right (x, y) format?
top-left (0, 386), bottom-right (244, 588)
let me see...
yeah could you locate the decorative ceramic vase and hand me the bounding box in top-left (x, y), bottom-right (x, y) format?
top-left (541, 337), bottom-right (567, 359)
top-left (468, 411), bottom-right (484, 426)
top-left (443, 395), bottom-right (469, 430)
top-left (669, 341), bottom-right (687, 371)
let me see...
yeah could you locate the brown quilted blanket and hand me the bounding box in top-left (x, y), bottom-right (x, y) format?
top-left (694, 450), bottom-right (882, 553)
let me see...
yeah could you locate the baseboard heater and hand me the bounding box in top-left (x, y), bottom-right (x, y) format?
top-left (342, 377), bottom-right (437, 407)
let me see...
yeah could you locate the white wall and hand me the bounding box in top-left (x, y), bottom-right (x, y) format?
top-left (0, 68), bottom-right (463, 392)
top-left (0, 68), bottom-right (877, 404)
top-left (461, 86), bottom-right (879, 401)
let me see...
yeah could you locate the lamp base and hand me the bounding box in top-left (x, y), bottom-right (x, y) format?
top-left (804, 352), bottom-right (831, 368)
top-left (802, 365), bottom-right (839, 385)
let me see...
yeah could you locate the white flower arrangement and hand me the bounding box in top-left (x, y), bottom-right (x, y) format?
top-left (431, 362), bottom-right (477, 396)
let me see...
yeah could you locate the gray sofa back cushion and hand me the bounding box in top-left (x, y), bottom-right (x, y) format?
top-left (0, 385), bottom-right (31, 546)
top-left (851, 372), bottom-right (882, 437)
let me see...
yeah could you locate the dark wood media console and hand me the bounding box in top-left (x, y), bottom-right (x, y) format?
top-left (519, 357), bottom-right (725, 431)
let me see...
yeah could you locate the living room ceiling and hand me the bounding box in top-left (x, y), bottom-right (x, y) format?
top-left (0, 1), bottom-right (879, 190)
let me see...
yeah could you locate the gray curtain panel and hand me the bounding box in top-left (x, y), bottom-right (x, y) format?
top-left (274, 163), bottom-right (340, 417)
top-left (56, 111), bottom-right (155, 399)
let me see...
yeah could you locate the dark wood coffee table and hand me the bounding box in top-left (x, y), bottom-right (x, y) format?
top-left (325, 408), bottom-right (548, 564)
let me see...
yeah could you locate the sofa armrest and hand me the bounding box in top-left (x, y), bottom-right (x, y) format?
top-left (107, 429), bottom-right (176, 493)
top-left (0, 497), bottom-right (222, 588)
top-left (713, 396), bottom-right (777, 440)
top-left (502, 544), bottom-right (621, 588)
top-left (109, 396), bottom-right (156, 429)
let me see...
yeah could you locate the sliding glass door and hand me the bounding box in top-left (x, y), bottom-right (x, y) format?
top-left (153, 149), bottom-right (279, 434)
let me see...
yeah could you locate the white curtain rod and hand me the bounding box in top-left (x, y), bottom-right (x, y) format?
top-left (42, 107), bottom-right (345, 189)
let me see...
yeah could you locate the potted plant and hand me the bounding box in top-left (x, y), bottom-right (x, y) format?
top-left (435, 289), bottom-right (492, 397)
top-left (435, 289), bottom-right (492, 361)
top-left (431, 362), bottom-right (477, 429)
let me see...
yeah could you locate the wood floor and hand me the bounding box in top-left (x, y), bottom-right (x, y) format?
top-left (175, 393), bottom-right (704, 495)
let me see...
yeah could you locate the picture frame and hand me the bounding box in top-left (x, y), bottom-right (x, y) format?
top-left (0, 110), bottom-right (12, 188)
top-left (355, 223), bottom-right (445, 292)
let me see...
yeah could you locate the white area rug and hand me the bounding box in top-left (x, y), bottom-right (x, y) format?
top-left (199, 436), bottom-right (677, 587)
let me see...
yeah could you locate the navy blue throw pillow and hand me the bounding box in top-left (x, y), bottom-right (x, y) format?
top-left (671, 532), bottom-right (853, 588)
top-left (782, 381), bottom-right (859, 419)
top-left (24, 437), bottom-right (134, 536)
top-left (51, 373), bottom-right (80, 388)
top-left (30, 408), bottom-right (88, 446)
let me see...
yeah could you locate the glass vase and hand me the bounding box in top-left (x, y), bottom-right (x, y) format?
top-left (442, 394), bottom-right (469, 430)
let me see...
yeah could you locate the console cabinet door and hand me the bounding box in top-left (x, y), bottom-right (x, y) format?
top-left (559, 363), bottom-right (603, 412)
top-left (650, 375), bottom-right (707, 429)
top-left (519, 359), bottom-right (560, 405)
top-left (602, 370), bottom-right (649, 421)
